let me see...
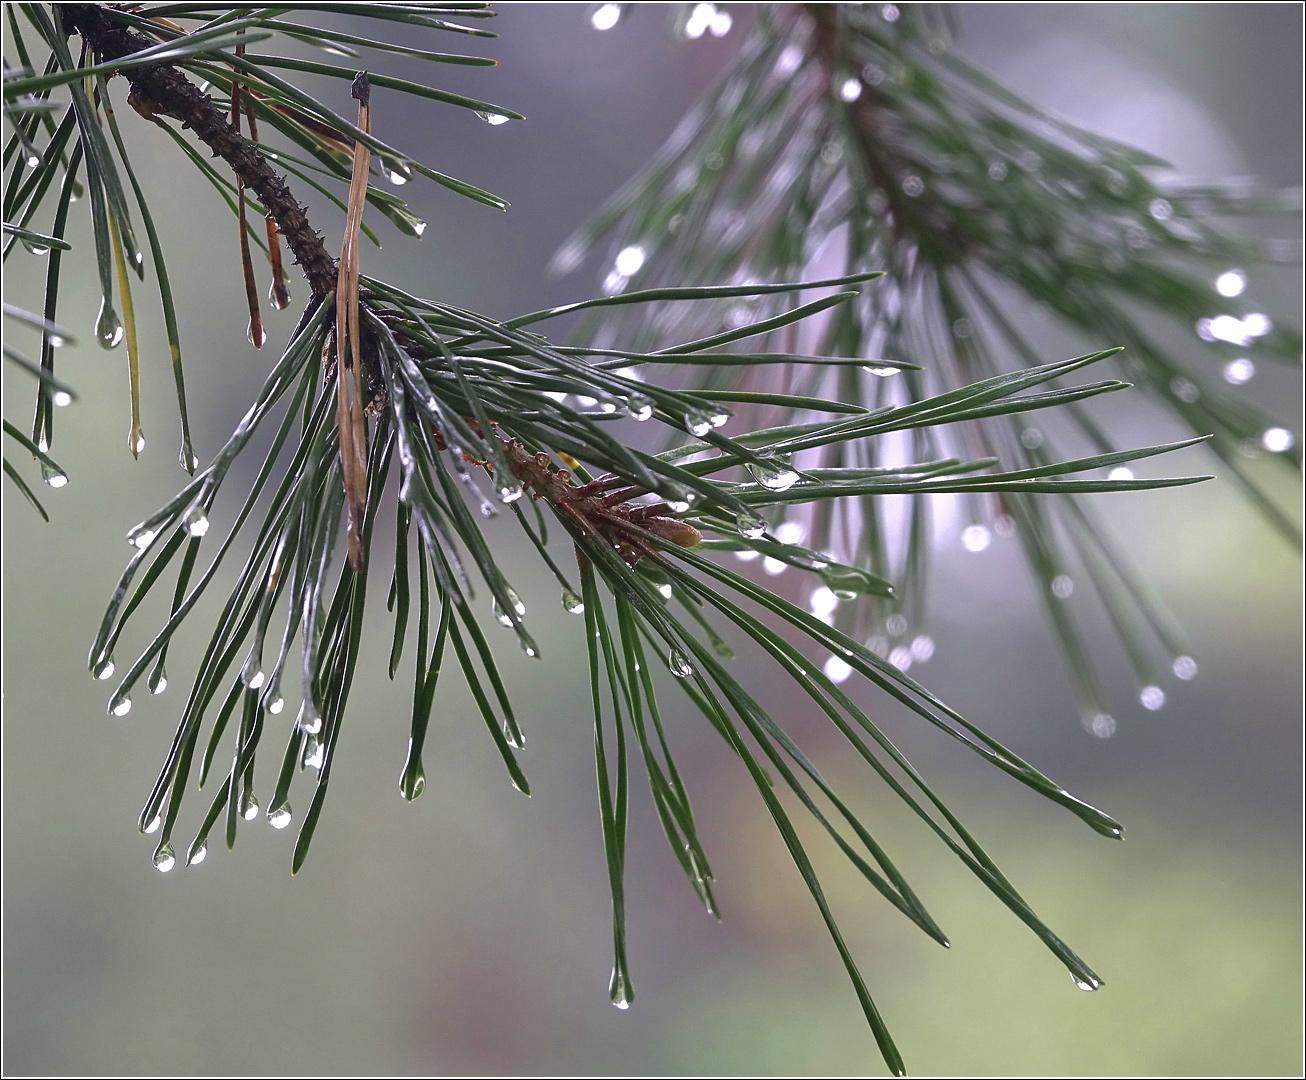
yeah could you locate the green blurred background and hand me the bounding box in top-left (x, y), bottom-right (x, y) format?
top-left (3, 4), bottom-right (1301, 1075)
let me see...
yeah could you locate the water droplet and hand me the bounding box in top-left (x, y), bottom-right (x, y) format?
top-left (21, 239), bottom-right (50, 256)
top-left (111, 695), bottom-right (132, 717)
top-left (561, 589), bottom-right (585, 615)
top-left (387, 168), bottom-right (409, 185)
top-left (1215, 269), bottom-right (1246, 297)
top-left (187, 842), bottom-right (207, 866)
top-left (609, 966), bottom-right (632, 1009)
top-left (53, 391), bottom-right (72, 407)
top-left (591, 2), bottom-right (621, 29)
top-left (910, 635), bottom-right (935, 662)
top-left (153, 842), bottom-right (176, 872)
top-left (268, 278), bottom-right (292, 310)
top-left (1148, 198), bottom-right (1172, 221)
top-left (987, 160), bottom-right (1008, 182)
top-left (774, 520), bottom-right (805, 545)
top-left (1262, 427), bottom-right (1294, 453)
top-left (902, 174), bottom-right (924, 197)
top-left (1108, 466), bottom-right (1134, 481)
top-left (133, 431), bottom-right (146, 455)
top-left (474, 110), bottom-right (510, 126)
top-left (656, 582), bottom-right (673, 600)
top-left (664, 493), bottom-right (692, 513)
top-left (862, 364), bottom-right (899, 377)
top-left (240, 791), bottom-right (260, 820)
top-left (1051, 574), bottom-right (1074, 599)
top-left (668, 648), bottom-right (694, 677)
top-left (96, 297), bottom-right (124, 349)
top-left (839, 76), bottom-right (862, 102)
top-left (885, 613), bottom-right (909, 637)
top-left (25, 153), bottom-right (41, 169)
top-left (881, 3), bottom-right (899, 21)
top-left (747, 457), bottom-right (799, 492)
top-left (268, 696), bottom-right (285, 714)
top-left (144, 812), bottom-right (162, 835)
top-left (300, 709), bottom-right (322, 734)
top-left (267, 801), bottom-right (292, 829)
top-left (497, 479), bottom-right (524, 504)
top-left (247, 318), bottom-right (266, 349)
top-left (401, 764), bottom-right (426, 801)
top-left (736, 511), bottom-right (766, 539)
top-left (1070, 971), bottom-right (1101, 992)
top-left (1172, 655), bottom-right (1198, 681)
top-left (94, 656), bottom-right (116, 680)
top-left (628, 394), bottom-right (653, 422)
top-left (961, 524), bottom-right (990, 552)
top-left (184, 507), bottom-right (210, 537)
top-left (149, 666), bottom-right (167, 695)
top-left (493, 589), bottom-right (526, 626)
top-left (246, 668), bottom-right (265, 690)
top-left (302, 737), bottom-right (324, 770)
top-left (809, 586), bottom-right (838, 619)
top-left (1139, 685), bottom-right (1165, 711)
top-left (1223, 358), bottom-right (1255, 385)
top-left (44, 469), bottom-right (68, 488)
top-left (179, 446), bottom-right (199, 471)
top-left (820, 565), bottom-right (870, 600)
top-left (520, 639), bottom-right (539, 659)
top-left (823, 655), bottom-right (853, 683)
top-left (709, 412), bottom-right (729, 429)
top-left (685, 412), bottom-right (712, 438)
top-left (614, 245), bottom-right (646, 276)
top-left (1020, 427), bottom-right (1044, 449)
top-left (1087, 713), bottom-right (1116, 739)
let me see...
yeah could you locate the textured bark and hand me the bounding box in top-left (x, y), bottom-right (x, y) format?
top-left (62, 3), bottom-right (339, 298)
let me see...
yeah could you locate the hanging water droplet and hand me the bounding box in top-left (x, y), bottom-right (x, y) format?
top-left (496, 478), bottom-right (524, 504)
top-left (43, 468), bottom-right (68, 488)
top-left (300, 709), bottom-right (322, 734)
top-left (609, 966), bottom-right (632, 1009)
top-left (149, 666), bottom-right (168, 695)
top-left (144, 812), bottom-right (162, 835)
top-left (133, 430), bottom-right (146, 455)
top-left (96, 297), bottom-right (124, 349)
top-left (268, 278), bottom-right (292, 310)
top-left (628, 394), bottom-right (654, 422)
top-left (187, 842), bottom-right (207, 866)
top-left (25, 152), bottom-right (41, 169)
top-left (709, 412), bottom-right (729, 429)
top-left (302, 737), bottom-right (324, 770)
top-left (21, 238), bottom-right (50, 256)
top-left (267, 801), bottom-right (292, 829)
top-left (246, 668), bottom-right (266, 690)
top-left (53, 391), bottom-right (72, 407)
top-left (94, 655), bottom-right (116, 680)
top-left (494, 589), bottom-right (526, 626)
top-left (153, 842), bottom-right (176, 872)
top-left (401, 764), bottom-right (426, 801)
top-left (1070, 971), bottom-right (1101, 992)
top-left (179, 446), bottom-right (199, 472)
top-left (184, 506), bottom-right (210, 537)
top-left (664, 493), bottom-right (692, 513)
top-left (735, 511), bottom-right (766, 539)
top-left (111, 695), bottom-right (132, 717)
top-left (411, 220), bottom-right (427, 237)
top-left (474, 110), bottom-right (510, 126)
top-left (520, 639), bottom-right (539, 659)
top-left (387, 168), bottom-right (409, 185)
top-left (747, 457), bottom-right (799, 492)
top-left (240, 791), bottom-right (260, 820)
top-left (267, 696), bottom-right (285, 714)
top-left (247, 318), bottom-right (266, 349)
top-left (668, 648), bottom-right (694, 677)
top-left (561, 589), bottom-right (585, 614)
top-left (685, 411), bottom-right (713, 438)
top-left (656, 582), bottom-right (673, 600)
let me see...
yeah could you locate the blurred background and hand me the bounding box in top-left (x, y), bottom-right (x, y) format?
top-left (3, 4), bottom-right (1301, 1075)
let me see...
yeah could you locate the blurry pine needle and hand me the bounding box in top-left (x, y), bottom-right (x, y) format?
top-left (556, 2), bottom-right (1303, 734)
top-left (0, 4), bottom-right (1274, 1074)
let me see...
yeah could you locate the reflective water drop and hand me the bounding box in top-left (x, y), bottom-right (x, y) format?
top-left (1148, 198), bottom-right (1172, 221)
top-left (685, 412), bottom-right (712, 438)
top-left (187, 842), bottom-right (207, 866)
top-left (614, 245), bottom-right (646, 276)
top-left (179, 506), bottom-right (209, 538)
top-left (1172, 655), bottom-right (1198, 681)
top-left (1262, 427), bottom-right (1293, 453)
top-left (240, 791), bottom-right (260, 820)
top-left (885, 613), bottom-right (909, 637)
top-left (823, 655), bottom-right (853, 683)
top-left (820, 565), bottom-right (869, 600)
top-left (1020, 427), bottom-right (1044, 449)
top-left (1071, 971), bottom-right (1101, 992)
top-left (747, 457), bottom-right (798, 492)
top-left (520, 639), bottom-right (538, 659)
top-left (1139, 685), bottom-right (1165, 711)
top-left (808, 586), bottom-right (838, 619)
top-left (775, 520), bottom-right (804, 545)
top-left (96, 297), bottom-right (124, 349)
top-left (153, 842), bottom-right (176, 873)
top-left (901, 174), bottom-right (924, 197)
top-left (1108, 466), bottom-right (1134, 481)
top-left (21, 239), bottom-right (50, 256)
top-left (736, 511), bottom-right (766, 539)
top-left (247, 318), bottom-right (266, 349)
top-left (401, 764), bottom-right (426, 801)
top-left (267, 801), bottom-right (292, 829)
top-left (961, 524), bottom-right (990, 552)
top-left (561, 590), bottom-right (585, 615)
top-left (133, 431), bottom-right (146, 455)
top-left (94, 656), bottom-right (116, 680)
top-left (144, 812), bottom-right (162, 835)
top-left (302, 737), bottom-right (324, 770)
top-left (497, 479), bottom-right (524, 504)
top-left (1051, 574), bottom-right (1074, 599)
top-left (25, 152), bottom-right (41, 169)
top-left (53, 391), bottom-right (72, 407)
top-left (862, 364), bottom-right (899, 377)
top-left (179, 446), bottom-right (199, 472)
top-left (664, 493), bottom-right (692, 513)
top-left (387, 169), bottom-right (409, 185)
top-left (987, 160), bottom-right (1008, 182)
top-left (655, 582), bottom-right (673, 600)
top-left (149, 666), bottom-right (167, 695)
top-left (709, 412), bottom-right (729, 429)
top-left (267, 696), bottom-right (285, 714)
top-left (300, 710), bottom-right (322, 734)
top-left (839, 76), bottom-right (862, 102)
top-left (1215, 269), bottom-right (1246, 298)
top-left (493, 589), bottom-right (526, 626)
top-left (246, 668), bottom-right (265, 690)
top-left (668, 648), bottom-right (694, 677)
top-left (1223, 358), bottom-right (1255, 385)
top-left (44, 470), bottom-right (68, 488)
top-left (609, 966), bottom-right (632, 1009)
top-left (628, 394), bottom-right (653, 422)
top-left (910, 635), bottom-right (935, 662)
top-left (474, 110), bottom-right (510, 126)
top-left (268, 277), bottom-right (292, 310)
top-left (111, 695), bottom-right (132, 717)
top-left (881, 3), bottom-right (899, 21)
